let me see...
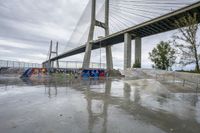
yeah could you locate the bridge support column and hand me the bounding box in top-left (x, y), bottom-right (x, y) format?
top-left (47, 40), bottom-right (59, 69)
top-left (51, 61), bottom-right (54, 68)
top-left (106, 46), bottom-right (113, 70)
top-left (135, 37), bottom-right (141, 68)
top-left (124, 33), bottom-right (132, 70)
top-left (105, 0), bottom-right (113, 70)
top-left (83, 42), bottom-right (93, 68)
top-left (83, 0), bottom-right (113, 69)
top-left (82, 0), bottom-right (96, 69)
top-left (56, 42), bottom-right (59, 68)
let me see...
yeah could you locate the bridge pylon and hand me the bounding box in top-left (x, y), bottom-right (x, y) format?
top-left (47, 40), bottom-right (59, 69)
top-left (82, 0), bottom-right (113, 70)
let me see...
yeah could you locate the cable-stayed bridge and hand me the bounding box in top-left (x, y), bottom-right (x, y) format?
top-left (43, 0), bottom-right (200, 70)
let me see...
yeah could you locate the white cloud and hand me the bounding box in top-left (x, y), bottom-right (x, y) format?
top-left (0, 39), bottom-right (36, 49)
top-left (0, 49), bottom-right (12, 53)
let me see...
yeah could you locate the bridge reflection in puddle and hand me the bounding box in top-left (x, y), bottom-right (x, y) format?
top-left (0, 77), bottom-right (199, 133)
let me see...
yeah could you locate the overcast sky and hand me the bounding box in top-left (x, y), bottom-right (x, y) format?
top-left (0, 0), bottom-right (88, 62)
top-left (0, 0), bottom-right (199, 70)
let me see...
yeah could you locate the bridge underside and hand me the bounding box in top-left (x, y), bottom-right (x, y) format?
top-left (44, 1), bottom-right (200, 66)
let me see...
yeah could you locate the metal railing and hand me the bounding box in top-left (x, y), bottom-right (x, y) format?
top-left (0, 59), bottom-right (106, 69)
top-left (49, 61), bottom-right (106, 69)
top-left (0, 60), bottom-right (42, 68)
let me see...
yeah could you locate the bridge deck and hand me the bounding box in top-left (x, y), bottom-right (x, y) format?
top-left (45, 1), bottom-right (200, 63)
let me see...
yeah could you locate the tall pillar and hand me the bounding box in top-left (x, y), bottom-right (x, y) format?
top-left (135, 37), bottom-right (142, 67)
top-left (82, 42), bottom-right (93, 68)
top-left (105, 0), bottom-right (113, 70)
top-left (124, 33), bottom-right (132, 70)
top-left (51, 61), bottom-right (54, 68)
top-left (106, 47), bottom-right (113, 70)
top-left (48, 40), bottom-right (53, 70)
top-left (56, 42), bottom-right (59, 68)
top-left (82, 0), bottom-right (96, 69)
top-left (83, 0), bottom-right (113, 69)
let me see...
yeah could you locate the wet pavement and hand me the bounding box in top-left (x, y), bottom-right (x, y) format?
top-left (0, 76), bottom-right (200, 133)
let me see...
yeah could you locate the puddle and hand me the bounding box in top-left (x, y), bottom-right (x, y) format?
top-left (0, 77), bottom-right (199, 133)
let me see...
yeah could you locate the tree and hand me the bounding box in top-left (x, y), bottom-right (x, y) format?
top-left (173, 13), bottom-right (200, 72)
top-left (149, 41), bottom-right (176, 70)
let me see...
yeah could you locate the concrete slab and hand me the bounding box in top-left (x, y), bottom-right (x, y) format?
top-left (0, 77), bottom-right (200, 133)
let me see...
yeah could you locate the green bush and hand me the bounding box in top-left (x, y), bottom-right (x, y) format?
top-left (133, 59), bottom-right (141, 68)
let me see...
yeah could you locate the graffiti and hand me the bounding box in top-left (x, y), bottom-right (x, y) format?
top-left (81, 69), bottom-right (107, 79)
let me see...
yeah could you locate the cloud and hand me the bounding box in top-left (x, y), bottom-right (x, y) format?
top-left (0, 0), bottom-right (88, 64)
top-left (0, 39), bottom-right (36, 49)
top-left (0, 48), bottom-right (12, 53)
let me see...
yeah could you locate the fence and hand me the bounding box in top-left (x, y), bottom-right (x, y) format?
top-left (50, 61), bottom-right (106, 69)
top-left (0, 59), bottom-right (106, 69)
top-left (0, 60), bottom-right (42, 68)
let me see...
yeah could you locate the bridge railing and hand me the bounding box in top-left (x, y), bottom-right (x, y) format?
top-left (0, 60), bottom-right (42, 68)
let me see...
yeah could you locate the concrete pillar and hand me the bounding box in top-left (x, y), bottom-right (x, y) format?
top-left (48, 40), bottom-right (52, 69)
top-left (87, 0), bottom-right (96, 41)
top-left (135, 37), bottom-right (142, 67)
top-left (106, 46), bottom-right (113, 69)
top-left (83, 0), bottom-right (113, 69)
top-left (51, 61), bottom-right (54, 68)
top-left (105, 0), bottom-right (109, 32)
top-left (56, 42), bottom-right (59, 68)
top-left (83, 42), bottom-right (93, 68)
top-left (124, 33), bottom-right (132, 70)
top-left (105, 0), bottom-right (113, 70)
top-left (82, 0), bottom-right (96, 69)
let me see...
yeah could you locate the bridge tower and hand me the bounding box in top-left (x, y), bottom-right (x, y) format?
top-left (48, 40), bottom-right (59, 69)
top-left (82, 0), bottom-right (113, 70)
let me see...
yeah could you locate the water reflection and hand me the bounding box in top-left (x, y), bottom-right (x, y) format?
top-left (45, 79), bottom-right (58, 98)
top-left (81, 79), bottom-right (199, 133)
top-left (0, 77), bottom-right (200, 133)
top-left (86, 80), bottom-right (111, 133)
